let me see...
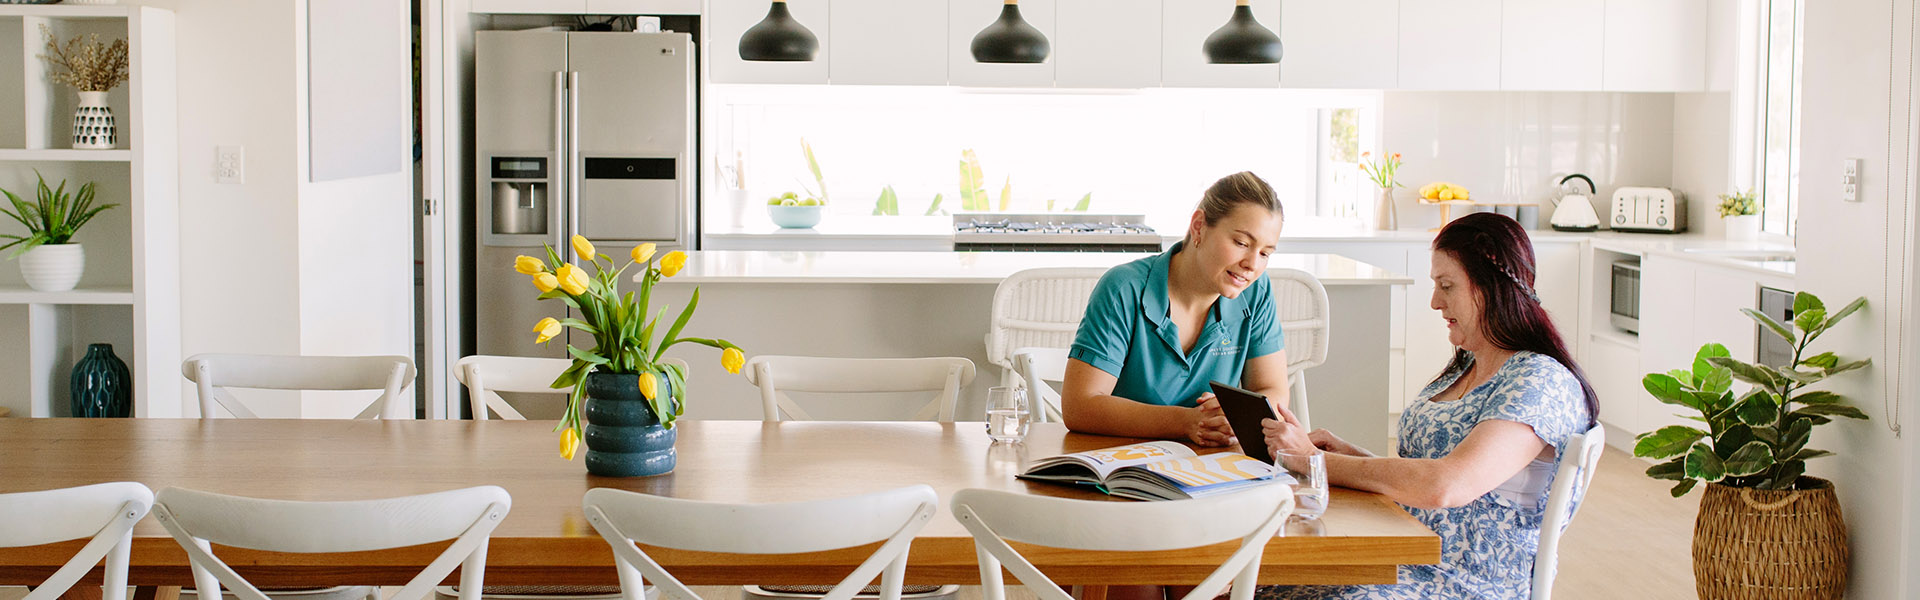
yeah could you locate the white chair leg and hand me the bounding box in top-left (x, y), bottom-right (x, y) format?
top-left (877, 554), bottom-right (906, 600)
top-left (974, 545), bottom-right (1005, 600)
top-left (615, 556), bottom-right (647, 600)
top-left (457, 543), bottom-right (487, 600)
top-left (103, 530), bottom-right (132, 600)
top-left (1229, 560), bottom-right (1258, 600)
top-left (191, 539), bottom-right (223, 600)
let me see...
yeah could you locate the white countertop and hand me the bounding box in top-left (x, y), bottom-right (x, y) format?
top-left (651, 251), bottom-right (1414, 285)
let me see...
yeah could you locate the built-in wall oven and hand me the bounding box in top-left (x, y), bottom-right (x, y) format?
top-left (1610, 261), bottom-right (1641, 333)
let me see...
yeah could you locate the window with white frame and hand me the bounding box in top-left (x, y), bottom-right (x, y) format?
top-left (708, 86), bottom-right (1379, 233)
top-left (1757, 0), bottom-right (1803, 235)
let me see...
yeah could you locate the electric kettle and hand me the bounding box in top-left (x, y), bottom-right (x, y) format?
top-left (1549, 173), bottom-right (1601, 232)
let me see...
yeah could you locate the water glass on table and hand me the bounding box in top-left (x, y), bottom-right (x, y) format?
top-left (986, 386), bottom-right (1030, 444)
top-left (1277, 448), bottom-right (1328, 520)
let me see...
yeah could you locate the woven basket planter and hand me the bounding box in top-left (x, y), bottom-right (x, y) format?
top-left (1693, 477), bottom-right (1848, 599)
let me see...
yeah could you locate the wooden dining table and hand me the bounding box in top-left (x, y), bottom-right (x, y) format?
top-left (0, 419), bottom-right (1438, 589)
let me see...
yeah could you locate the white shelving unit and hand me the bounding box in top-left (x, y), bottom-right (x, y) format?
top-left (0, 5), bottom-right (177, 418)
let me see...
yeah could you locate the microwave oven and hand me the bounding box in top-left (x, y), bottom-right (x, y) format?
top-left (1610, 261), bottom-right (1641, 333)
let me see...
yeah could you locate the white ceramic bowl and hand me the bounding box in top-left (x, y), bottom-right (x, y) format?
top-left (768, 205), bottom-right (823, 229)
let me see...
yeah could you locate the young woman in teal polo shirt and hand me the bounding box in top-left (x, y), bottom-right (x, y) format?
top-left (1062, 171), bottom-right (1291, 447)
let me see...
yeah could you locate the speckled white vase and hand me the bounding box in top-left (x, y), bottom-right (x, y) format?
top-left (19, 244), bottom-right (84, 292)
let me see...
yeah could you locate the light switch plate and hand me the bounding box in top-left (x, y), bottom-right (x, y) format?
top-left (216, 145), bottom-right (244, 184)
top-left (1843, 158), bottom-right (1861, 202)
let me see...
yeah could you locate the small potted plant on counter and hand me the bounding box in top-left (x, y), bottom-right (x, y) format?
top-left (0, 172), bottom-right (117, 292)
top-left (1634, 291), bottom-right (1869, 599)
top-left (1717, 189), bottom-right (1760, 240)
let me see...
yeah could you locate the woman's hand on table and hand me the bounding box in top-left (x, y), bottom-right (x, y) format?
top-left (1186, 393), bottom-right (1233, 447)
top-left (1261, 404), bottom-right (1316, 458)
top-left (1308, 429), bottom-right (1374, 457)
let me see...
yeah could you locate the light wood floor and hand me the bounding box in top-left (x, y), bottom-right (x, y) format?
top-left (1, 446), bottom-right (1694, 600)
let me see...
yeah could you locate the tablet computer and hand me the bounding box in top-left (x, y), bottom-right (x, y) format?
top-left (1209, 381), bottom-right (1279, 464)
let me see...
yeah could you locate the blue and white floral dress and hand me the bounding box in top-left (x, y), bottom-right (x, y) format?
top-left (1258, 350), bottom-right (1592, 600)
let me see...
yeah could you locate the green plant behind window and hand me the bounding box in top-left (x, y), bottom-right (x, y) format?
top-left (0, 172), bottom-right (117, 257)
top-left (1634, 292), bottom-right (1870, 496)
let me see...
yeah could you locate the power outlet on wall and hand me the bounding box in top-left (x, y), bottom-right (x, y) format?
top-left (1843, 158), bottom-right (1861, 202)
top-left (216, 145), bottom-right (244, 184)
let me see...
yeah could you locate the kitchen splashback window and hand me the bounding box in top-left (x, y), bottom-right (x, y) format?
top-left (709, 86), bottom-right (1380, 234)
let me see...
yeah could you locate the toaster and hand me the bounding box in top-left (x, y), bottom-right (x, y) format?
top-left (1609, 187), bottom-right (1687, 233)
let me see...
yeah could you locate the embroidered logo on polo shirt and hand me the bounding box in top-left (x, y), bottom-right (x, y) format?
top-left (1211, 337), bottom-right (1239, 356)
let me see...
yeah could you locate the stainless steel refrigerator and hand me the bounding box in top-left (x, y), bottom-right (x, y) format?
top-left (475, 30), bottom-right (695, 360)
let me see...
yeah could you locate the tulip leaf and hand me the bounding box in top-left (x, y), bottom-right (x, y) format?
top-left (560, 317), bottom-right (598, 334)
top-left (566, 345), bottom-right (610, 365)
top-left (656, 286), bottom-right (702, 361)
top-left (1634, 425), bottom-right (1707, 459)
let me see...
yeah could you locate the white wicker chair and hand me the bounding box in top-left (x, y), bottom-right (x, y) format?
top-left (1268, 268), bottom-right (1331, 430)
top-left (986, 267), bottom-right (1108, 422)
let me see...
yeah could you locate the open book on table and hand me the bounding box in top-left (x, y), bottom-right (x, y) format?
top-left (1017, 441), bottom-right (1295, 501)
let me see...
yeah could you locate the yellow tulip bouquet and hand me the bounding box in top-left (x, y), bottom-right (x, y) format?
top-left (517, 236), bottom-right (744, 460)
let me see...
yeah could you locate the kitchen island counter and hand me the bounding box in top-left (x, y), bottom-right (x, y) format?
top-left (647, 251), bottom-right (1408, 451)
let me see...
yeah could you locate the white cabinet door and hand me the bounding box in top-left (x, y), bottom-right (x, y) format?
top-left (829, 0), bottom-right (948, 85)
top-left (950, 0), bottom-right (1057, 87)
top-left (1694, 264), bottom-right (1760, 365)
top-left (1279, 0), bottom-right (1398, 89)
top-left (1500, 0), bottom-right (1603, 90)
top-left (1602, 0), bottom-right (1705, 91)
top-left (1636, 255), bottom-right (1696, 434)
top-left (1534, 241), bottom-right (1583, 340)
top-left (710, 0), bottom-right (833, 84)
top-left (1161, 0), bottom-right (1281, 88)
top-left (1054, 0), bottom-right (1161, 88)
top-left (1396, 0), bottom-right (1502, 90)
top-left (1402, 246), bottom-right (1454, 408)
top-left (1587, 333), bottom-right (1643, 435)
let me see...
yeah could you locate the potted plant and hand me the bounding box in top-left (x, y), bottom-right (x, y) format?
top-left (518, 237), bottom-right (745, 477)
top-left (1717, 189), bottom-right (1760, 241)
top-left (38, 25), bottom-right (129, 150)
top-left (768, 139), bottom-right (827, 228)
top-left (1634, 291), bottom-right (1869, 600)
top-left (0, 172), bottom-right (117, 292)
top-left (1358, 151), bottom-right (1404, 231)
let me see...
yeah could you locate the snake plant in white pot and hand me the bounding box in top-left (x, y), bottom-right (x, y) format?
top-left (0, 172), bottom-right (117, 292)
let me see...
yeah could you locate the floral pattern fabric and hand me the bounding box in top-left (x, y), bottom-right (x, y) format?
top-left (1257, 351), bottom-right (1592, 600)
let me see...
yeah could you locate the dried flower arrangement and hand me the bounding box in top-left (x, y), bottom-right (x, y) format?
top-left (38, 25), bottom-right (130, 92)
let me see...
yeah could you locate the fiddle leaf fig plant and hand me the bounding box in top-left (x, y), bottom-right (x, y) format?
top-left (1634, 292), bottom-right (1870, 496)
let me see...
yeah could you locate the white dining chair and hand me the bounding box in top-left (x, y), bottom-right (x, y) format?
top-left (1009, 347), bottom-right (1068, 423)
top-left (1269, 268), bottom-right (1331, 430)
top-left (454, 355), bottom-right (689, 421)
top-left (951, 484), bottom-right (1294, 600)
top-left (181, 354), bottom-right (417, 419)
top-left (743, 356), bottom-right (975, 423)
top-left (985, 268), bottom-right (1108, 390)
top-left (0, 482), bottom-right (153, 600)
top-left (1532, 423), bottom-right (1607, 600)
top-left (152, 485), bottom-right (511, 600)
top-left (582, 485), bottom-right (939, 600)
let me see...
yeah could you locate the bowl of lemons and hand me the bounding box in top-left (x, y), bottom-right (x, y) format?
top-left (767, 192), bottom-right (825, 229)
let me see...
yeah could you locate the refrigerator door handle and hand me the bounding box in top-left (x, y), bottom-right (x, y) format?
top-left (551, 70), bottom-right (567, 252)
top-left (567, 70), bottom-right (583, 264)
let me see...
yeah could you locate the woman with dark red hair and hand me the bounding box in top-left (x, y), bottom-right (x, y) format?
top-left (1259, 212), bottom-right (1599, 600)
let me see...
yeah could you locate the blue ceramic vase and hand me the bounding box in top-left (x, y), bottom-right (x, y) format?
top-left (70, 343), bottom-right (131, 418)
top-left (582, 371), bottom-right (677, 477)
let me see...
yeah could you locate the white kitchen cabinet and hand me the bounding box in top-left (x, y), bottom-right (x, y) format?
top-left (710, 0), bottom-right (832, 84)
top-left (1054, 0), bottom-right (1161, 88)
top-left (829, 0), bottom-right (948, 85)
top-left (1587, 332), bottom-right (1643, 436)
top-left (1279, 0), bottom-right (1398, 89)
top-left (949, 0), bottom-right (1057, 87)
top-left (1634, 255), bottom-right (1694, 435)
top-left (1396, 0), bottom-right (1502, 90)
top-left (1160, 0), bottom-right (1281, 88)
top-left (1499, 0), bottom-right (1603, 91)
top-left (1534, 241), bottom-right (1583, 343)
top-left (1602, 0), bottom-right (1705, 92)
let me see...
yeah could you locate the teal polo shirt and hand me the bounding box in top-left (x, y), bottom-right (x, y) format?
top-left (1069, 243), bottom-right (1285, 408)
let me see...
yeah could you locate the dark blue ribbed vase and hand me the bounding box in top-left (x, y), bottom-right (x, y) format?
top-left (70, 343), bottom-right (131, 418)
top-left (582, 372), bottom-right (677, 477)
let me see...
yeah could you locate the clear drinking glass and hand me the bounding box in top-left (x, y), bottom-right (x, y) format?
top-left (986, 386), bottom-right (1030, 444)
top-left (1277, 449), bottom-right (1329, 520)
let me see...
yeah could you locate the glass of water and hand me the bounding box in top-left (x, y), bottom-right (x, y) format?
top-left (986, 386), bottom-right (1030, 444)
top-left (1276, 449), bottom-right (1328, 520)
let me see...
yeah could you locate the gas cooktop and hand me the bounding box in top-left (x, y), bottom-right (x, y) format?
top-left (952, 213), bottom-right (1164, 252)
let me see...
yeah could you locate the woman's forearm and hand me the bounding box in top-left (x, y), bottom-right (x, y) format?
top-left (1323, 454), bottom-right (1456, 509)
top-left (1062, 393), bottom-right (1193, 440)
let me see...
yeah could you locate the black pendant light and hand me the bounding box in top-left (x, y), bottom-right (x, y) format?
top-left (739, 0), bottom-right (819, 62)
top-left (970, 0), bottom-right (1050, 64)
top-left (1204, 0), bottom-right (1283, 64)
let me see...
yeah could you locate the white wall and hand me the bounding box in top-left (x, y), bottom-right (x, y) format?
top-left (1795, 1), bottom-right (1918, 599)
top-left (132, 0), bottom-right (414, 418)
top-left (1383, 91), bottom-right (1676, 231)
